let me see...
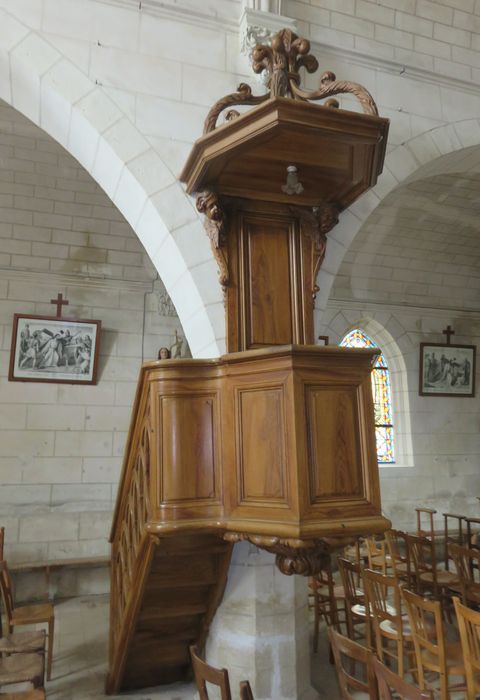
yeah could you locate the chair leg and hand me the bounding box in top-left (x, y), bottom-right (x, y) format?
top-left (47, 617), bottom-right (54, 681)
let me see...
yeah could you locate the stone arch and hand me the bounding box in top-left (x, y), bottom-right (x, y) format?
top-left (315, 119), bottom-right (480, 329)
top-left (326, 314), bottom-right (414, 470)
top-left (0, 9), bottom-right (223, 358)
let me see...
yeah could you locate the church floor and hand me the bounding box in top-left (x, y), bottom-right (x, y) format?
top-left (39, 594), bottom-right (340, 700)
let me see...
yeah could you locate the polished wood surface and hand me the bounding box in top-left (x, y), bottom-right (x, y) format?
top-left (108, 345), bottom-right (390, 692)
top-left (180, 97), bottom-right (388, 209)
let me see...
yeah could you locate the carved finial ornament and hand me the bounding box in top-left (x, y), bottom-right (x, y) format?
top-left (204, 28), bottom-right (378, 133)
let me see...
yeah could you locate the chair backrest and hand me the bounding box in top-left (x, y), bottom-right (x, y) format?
top-left (189, 645), bottom-right (232, 700)
top-left (385, 529), bottom-right (411, 581)
top-left (442, 513), bottom-right (464, 569)
top-left (328, 627), bottom-right (378, 700)
top-left (406, 533), bottom-right (435, 592)
top-left (0, 560), bottom-right (14, 624)
top-left (0, 527), bottom-right (4, 561)
top-left (402, 588), bottom-right (445, 689)
top-left (372, 655), bottom-right (433, 700)
top-left (362, 568), bottom-right (402, 634)
top-left (239, 680), bottom-right (254, 700)
top-left (448, 542), bottom-right (480, 604)
top-left (337, 557), bottom-right (363, 606)
top-left (416, 507), bottom-right (436, 541)
top-left (465, 516), bottom-right (480, 550)
top-left (453, 596), bottom-right (480, 699)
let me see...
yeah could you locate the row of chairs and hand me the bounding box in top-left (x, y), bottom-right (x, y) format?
top-left (312, 529), bottom-right (480, 699)
top-left (0, 528), bottom-right (54, 699)
top-left (331, 580), bottom-right (480, 700)
top-left (329, 626), bottom-right (433, 700)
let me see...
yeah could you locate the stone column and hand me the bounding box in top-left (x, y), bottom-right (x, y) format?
top-left (206, 542), bottom-right (319, 700)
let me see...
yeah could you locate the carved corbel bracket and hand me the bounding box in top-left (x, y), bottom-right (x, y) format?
top-left (291, 204), bottom-right (339, 300)
top-left (196, 191), bottom-right (229, 293)
top-left (224, 532), bottom-right (331, 576)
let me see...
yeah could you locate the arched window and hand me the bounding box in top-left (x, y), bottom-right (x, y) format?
top-left (340, 329), bottom-right (395, 464)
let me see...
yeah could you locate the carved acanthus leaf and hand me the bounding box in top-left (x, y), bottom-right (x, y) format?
top-left (291, 204), bottom-right (339, 299)
top-left (196, 191), bottom-right (229, 290)
top-left (224, 532), bottom-right (330, 576)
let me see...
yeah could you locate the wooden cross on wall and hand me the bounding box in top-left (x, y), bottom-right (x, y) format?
top-left (50, 293), bottom-right (69, 318)
top-left (442, 325), bottom-right (455, 345)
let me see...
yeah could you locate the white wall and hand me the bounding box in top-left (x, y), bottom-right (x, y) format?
top-left (0, 102), bottom-right (187, 562)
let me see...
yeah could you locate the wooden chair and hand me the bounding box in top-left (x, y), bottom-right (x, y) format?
top-left (372, 655), bottom-right (433, 700)
top-left (0, 630), bottom-right (45, 655)
top-left (365, 536), bottom-right (392, 575)
top-left (239, 681), bottom-right (254, 700)
top-left (442, 513), bottom-right (464, 570)
top-left (416, 507), bottom-right (437, 542)
top-left (0, 529), bottom-right (4, 561)
top-left (337, 557), bottom-right (372, 647)
top-left (453, 595), bottom-right (480, 700)
top-left (0, 652), bottom-right (44, 691)
top-left (448, 542), bottom-right (480, 607)
top-left (465, 516), bottom-right (480, 550)
top-left (402, 588), bottom-right (465, 700)
top-left (407, 533), bottom-right (458, 618)
top-left (311, 561), bottom-right (347, 651)
top-left (190, 645), bottom-right (232, 700)
top-left (362, 568), bottom-right (414, 679)
top-left (328, 626), bottom-right (378, 700)
top-left (385, 528), bottom-right (411, 587)
top-left (0, 562), bottom-right (54, 681)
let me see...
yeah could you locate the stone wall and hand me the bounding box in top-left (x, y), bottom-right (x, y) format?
top-left (0, 101), bottom-right (187, 564)
top-left (320, 303), bottom-right (480, 532)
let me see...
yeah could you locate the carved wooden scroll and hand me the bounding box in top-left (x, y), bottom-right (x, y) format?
top-left (204, 29), bottom-right (379, 133)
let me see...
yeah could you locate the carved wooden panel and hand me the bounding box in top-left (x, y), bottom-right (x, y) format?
top-left (237, 386), bottom-right (288, 504)
top-left (245, 218), bottom-right (294, 347)
top-left (228, 203), bottom-right (314, 352)
top-left (305, 385), bottom-right (364, 502)
top-left (159, 394), bottom-right (218, 502)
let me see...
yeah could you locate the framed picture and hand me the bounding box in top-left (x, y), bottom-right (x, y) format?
top-left (9, 314), bottom-right (101, 385)
top-left (419, 342), bottom-right (476, 397)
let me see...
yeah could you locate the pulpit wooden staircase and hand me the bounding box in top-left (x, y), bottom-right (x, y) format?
top-left (106, 346), bottom-right (390, 693)
top-left (106, 369), bottom-right (233, 693)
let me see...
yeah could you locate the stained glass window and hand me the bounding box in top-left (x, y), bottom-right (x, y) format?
top-left (340, 329), bottom-right (394, 464)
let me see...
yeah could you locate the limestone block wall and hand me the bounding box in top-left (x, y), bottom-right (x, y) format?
top-left (320, 303), bottom-right (480, 533)
top-left (0, 102), bottom-right (187, 563)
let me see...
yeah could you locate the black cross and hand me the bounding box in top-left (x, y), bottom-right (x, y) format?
top-left (50, 293), bottom-right (69, 318)
top-left (442, 325), bottom-right (455, 345)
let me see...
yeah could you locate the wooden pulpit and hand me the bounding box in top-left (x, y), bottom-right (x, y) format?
top-left (107, 28), bottom-right (391, 693)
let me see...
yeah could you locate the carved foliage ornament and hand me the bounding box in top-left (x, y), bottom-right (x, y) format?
top-left (224, 532), bottom-right (331, 576)
top-left (204, 28), bottom-right (378, 133)
top-left (196, 191), bottom-right (229, 290)
top-left (290, 204), bottom-right (339, 299)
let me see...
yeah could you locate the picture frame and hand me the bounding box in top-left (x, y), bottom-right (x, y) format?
top-left (9, 313), bottom-right (101, 385)
top-left (419, 342), bottom-right (476, 397)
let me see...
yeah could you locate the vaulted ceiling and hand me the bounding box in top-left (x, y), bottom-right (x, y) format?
top-left (331, 146), bottom-right (480, 311)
